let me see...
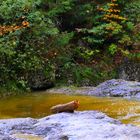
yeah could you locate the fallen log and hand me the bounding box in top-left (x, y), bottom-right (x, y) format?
top-left (50, 100), bottom-right (79, 114)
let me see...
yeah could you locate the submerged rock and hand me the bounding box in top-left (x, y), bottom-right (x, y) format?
top-left (1, 111), bottom-right (140, 140)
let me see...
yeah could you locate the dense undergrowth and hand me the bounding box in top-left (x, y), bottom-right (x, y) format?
top-left (0, 0), bottom-right (140, 94)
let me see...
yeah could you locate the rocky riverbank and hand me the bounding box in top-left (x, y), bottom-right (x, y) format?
top-left (1, 79), bottom-right (140, 140)
top-left (47, 79), bottom-right (140, 97)
top-left (1, 111), bottom-right (140, 140)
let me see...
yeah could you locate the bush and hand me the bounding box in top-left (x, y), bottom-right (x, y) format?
top-left (0, 0), bottom-right (59, 92)
top-left (0, 0), bottom-right (139, 94)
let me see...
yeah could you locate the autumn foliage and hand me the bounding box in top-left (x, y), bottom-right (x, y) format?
top-left (0, 21), bottom-right (29, 36)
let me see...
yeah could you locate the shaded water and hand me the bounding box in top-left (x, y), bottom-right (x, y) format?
top-left (1, 92), bottom-right (140, 127)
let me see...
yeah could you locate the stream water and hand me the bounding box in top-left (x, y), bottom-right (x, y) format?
top-left (1, 92), bottom-right (140, 127)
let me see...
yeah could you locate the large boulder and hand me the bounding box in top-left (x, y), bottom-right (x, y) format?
top-left (47, 79), bottom-right (140, 97)
top-left (90, 79), bottom-right (140, 97)
top-left (1, 111), bottom-right (140, 140)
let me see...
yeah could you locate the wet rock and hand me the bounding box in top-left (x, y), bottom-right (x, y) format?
top-left (1, 111), bottom-right (140, 140)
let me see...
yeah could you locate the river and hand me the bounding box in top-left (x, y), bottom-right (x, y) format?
top-left (1, 92), bottom-right (140, 127)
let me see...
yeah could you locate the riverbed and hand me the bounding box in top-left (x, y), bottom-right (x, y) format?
top-left (1, 92), bottom-right (140, 127)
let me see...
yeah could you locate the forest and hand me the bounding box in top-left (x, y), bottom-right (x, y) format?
top-left (0, 0), bottom-right (140, 94)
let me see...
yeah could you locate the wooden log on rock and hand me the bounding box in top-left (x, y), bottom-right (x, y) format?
top-left (50, 100), bottom-right (79, 114)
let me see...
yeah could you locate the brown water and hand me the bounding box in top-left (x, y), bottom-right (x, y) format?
top-left (13, 133), bottom-right (43, 140)
top-left (1, 92), bottom-right (140, 127)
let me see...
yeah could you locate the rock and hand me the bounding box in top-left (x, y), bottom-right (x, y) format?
top-left (0, 118), bottom-right (37, 136)
top-left (118, 60), bottom-right (140, 82)
top-left (47, 79), bottom-right (140, 97)
top-left (1, 111), bottom-right (140, 140)
top-left (90, 79), bottom-right (140, 97)
top-left (46, 86), bottom-right (96, 95)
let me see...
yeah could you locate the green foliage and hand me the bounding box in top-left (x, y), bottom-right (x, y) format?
top-left (45, 0), bottom-right (74, 17)
top-left (72, 66), bottom-right (94, 85)
top-left (74, 47), bottom-right (99, 61)
top-left (0, 0), bottom-right (139, 94)
top-left (0, 0), bottom-right (59, 92)
top-left (108, 44), bottom-right (117, 55)
top-left (56, 32), bottom-right (74, 46)
top-left (123, 1), bottom-right (140, 23)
